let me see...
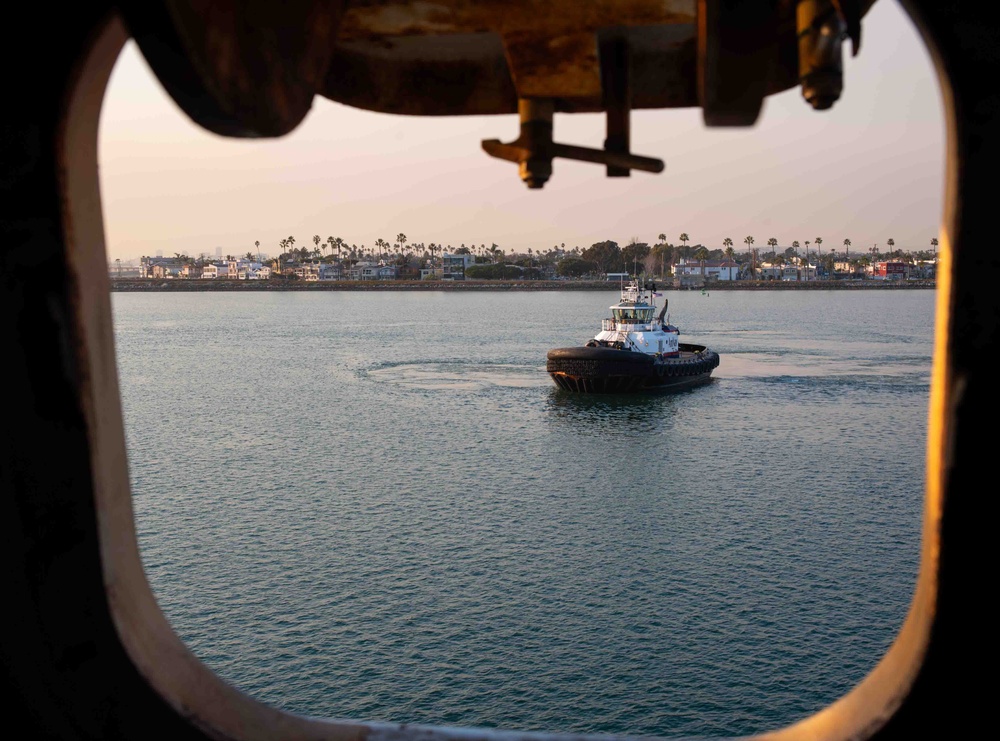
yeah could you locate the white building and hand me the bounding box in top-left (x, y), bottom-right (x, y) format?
top-left (201, 263), bottom-right (230, 278)
top-left (236, 261), bottom-right (264, 279)
top-left (442, 252), bottom-right (475, 280)
top-left (673, 259), bottom-right (739, 281)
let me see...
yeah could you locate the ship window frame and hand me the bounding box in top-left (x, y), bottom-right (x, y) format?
top-left (59, 4), bottom-right (959, 740)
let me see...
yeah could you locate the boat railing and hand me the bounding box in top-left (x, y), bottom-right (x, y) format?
top-left (605, 318), bottom-right (660, 331)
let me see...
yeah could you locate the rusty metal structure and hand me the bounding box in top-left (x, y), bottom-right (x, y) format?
top-left (126, 0), bottom-right (870, 188)
top-left (0, 1), bottom-right (994, 740)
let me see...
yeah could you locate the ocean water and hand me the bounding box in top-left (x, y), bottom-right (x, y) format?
top-left (112, 288), bottom-right (931, 738)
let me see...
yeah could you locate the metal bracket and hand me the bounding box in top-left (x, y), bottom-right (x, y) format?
top-left (482, 96), bottom-right (664, 189)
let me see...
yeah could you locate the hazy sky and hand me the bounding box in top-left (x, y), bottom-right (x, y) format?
top-left (98, 0), bottom-right (944, 262)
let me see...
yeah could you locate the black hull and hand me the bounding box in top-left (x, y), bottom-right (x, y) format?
top-left (546, 344), bottom-right (720, 394)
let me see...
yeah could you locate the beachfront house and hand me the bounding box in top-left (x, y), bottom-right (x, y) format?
top-left (201, 263), bottom-right (230, 279)
top-left (874, 261), bottom-right (909, 280)
top-left (317, 264), bottom-right (341, 281)
top-left (442, 252), bottom-right (475, 280)
top-left (140, 256), bottom-right (186, 278)
top-left (673, 259), bottom-right (739, 281)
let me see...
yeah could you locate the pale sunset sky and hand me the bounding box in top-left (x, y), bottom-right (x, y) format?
top-left (98, 0), bottom-right (945, 262)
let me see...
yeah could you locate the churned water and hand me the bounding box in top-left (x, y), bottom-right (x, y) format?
top-left (113, 288), bottom-right (931, 738)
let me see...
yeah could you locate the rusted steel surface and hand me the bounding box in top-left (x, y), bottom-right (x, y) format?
top-left (502, 30), bottom-right (603, 101)
top-left (119, 0), bottom-right (348, 136)
top-left (325, 33), bottom-right (519, 116)
top-left (697, 0), bottom-right (776, 126)
top-left (114, 1), bottom-right (878, 122)
top-left (326, 0), bottom-right (699, 114)
top-left (321, 0), bottom-right (845, 116)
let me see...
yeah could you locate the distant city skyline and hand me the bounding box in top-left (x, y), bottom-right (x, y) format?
top-left (98, 1), bottom-right (944, 263)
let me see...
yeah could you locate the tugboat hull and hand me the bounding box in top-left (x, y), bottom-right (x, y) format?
top-left (547, 344), bottom-right (720, 394)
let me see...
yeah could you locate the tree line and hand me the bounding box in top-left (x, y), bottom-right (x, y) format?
top-left (555, 234), bottom-right (940, 278)
top-left (164, 232), bottom-right (939, 278)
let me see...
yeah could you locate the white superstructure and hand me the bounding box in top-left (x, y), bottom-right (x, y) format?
top-left (589, 280), bottom-right (680, 357)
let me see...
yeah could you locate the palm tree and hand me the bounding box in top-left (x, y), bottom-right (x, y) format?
top-left (767, 237), bottom-right (778, 260)
top-left (658, 232), bottom-right (666, 244)
top-left (930, 237), bottom-right (938, 257)
top-left (396, 233), bottom-right (407, 253)
top-left (722, 237), bottom-right (733, 269)
top-left (887, 238), bottom-right (895, 257)
top-left (679, 233), bottom-right (689, 248)
top-left (744, 235), bottom-right (755, 278)
top-left (254, 240), bottom-right (261, 261)
top-left (278, 239), bottom-right (288, 272)
top-left (313, 235), bottom-right (321, 255)
top-left (843, 238), bottom-right (851, 259)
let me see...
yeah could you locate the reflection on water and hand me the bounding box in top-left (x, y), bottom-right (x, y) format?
top-left (545, 385), bottom-right (694, 436)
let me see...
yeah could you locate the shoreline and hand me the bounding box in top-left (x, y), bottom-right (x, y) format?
top-left (109, 278), bottom-right (936, 292)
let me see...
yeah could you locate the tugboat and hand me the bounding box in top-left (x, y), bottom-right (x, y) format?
top-left (547, 278), bottom-right (720, 393)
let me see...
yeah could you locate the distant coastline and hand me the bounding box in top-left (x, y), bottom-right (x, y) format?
top-left (109, 278), bottom-right (936, 292)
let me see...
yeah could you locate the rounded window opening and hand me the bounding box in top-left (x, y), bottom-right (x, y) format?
top-left (100, 2), bottom-right (942, 738)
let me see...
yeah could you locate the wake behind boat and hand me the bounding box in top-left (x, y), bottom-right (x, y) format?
top-left (547, 278), bottom-right (719, 393)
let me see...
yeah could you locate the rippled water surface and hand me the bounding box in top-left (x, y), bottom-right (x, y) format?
top-left (114, 289), bottom-right (931, 738)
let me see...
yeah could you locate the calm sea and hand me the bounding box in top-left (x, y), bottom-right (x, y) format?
top-left (112, 288), bottom-right (931, 738)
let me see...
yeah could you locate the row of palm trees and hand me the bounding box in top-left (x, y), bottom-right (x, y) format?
top-left (244, 231), bottom-right (940, 274)
top-left (669, 232), bottom-right (936, 267)
top-left (261, 233), bottom-right (518, 268)
top-left (658, 232), bottom-right (938, 258)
